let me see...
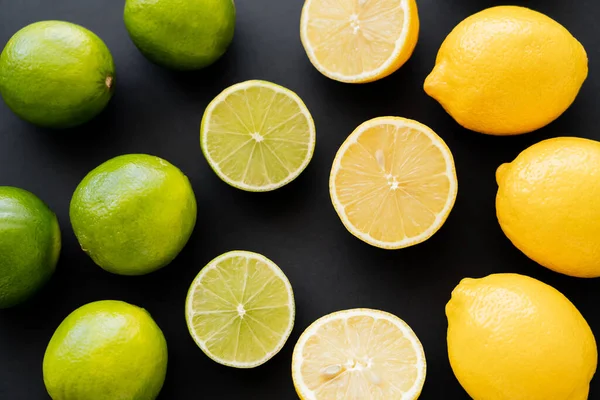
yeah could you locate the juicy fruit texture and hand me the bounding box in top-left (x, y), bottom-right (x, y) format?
top-left (70, 154), bottom-right (197, 275)
top-left (43, 300), bottom-right (168, 400)
top-left (124, 0), bottom-right (236, 70)
top-left (292, 309), bottom-right (426, 400)
top-left (496, 137), bottom-right (600, 278)
top-left (300, 0), bottom-right (419, 83)
top-left (424, 6), bottom-right (587, 135)
top-left (446, 274), bottom-right (597, 400)
top-left (0, 21), bottom-right (115, 129)
top-left (330, 117), bottom-right (457, 249)
top-left (201, 80), bottom-right (316, 191)
top-left (185, 251), bottom-right (295, 368)
top-left (0, 187), bottom-right (60, 308)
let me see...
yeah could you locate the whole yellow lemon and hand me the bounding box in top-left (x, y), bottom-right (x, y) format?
top-left (424, 6), bottom-right (587, 135)
top-left (447, 273), bottom-right (597, 400)
top-left (497, 137), bottom-right (600, 277)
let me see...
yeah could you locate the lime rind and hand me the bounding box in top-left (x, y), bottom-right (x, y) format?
top-left (201, 80), bottom-right (316, 192)
top-left (185, 250), bottom-right (295, 368)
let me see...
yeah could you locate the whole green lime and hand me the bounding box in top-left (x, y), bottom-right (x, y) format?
top-left (0, 187), bottom-right (60, 308)
top-left (124, 0), bottom-right (236, 70)
top-left (0, 21), bottom-right (115, 129)
top-left (43, 300), bottom-right (168, 400)
top-left (70, 154), bottom-right (197, 275)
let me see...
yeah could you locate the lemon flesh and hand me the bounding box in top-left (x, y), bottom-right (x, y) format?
top-left (424, 6), bottom-right (587, 135)
top-left (330, 117), bottom-right (457, 249)
top-left (300, 0), bottom-right (419, 83)
top-left (496, 137), bottom-right (600, 278)
top-left (201, 80), bottom-right (316, 191)
top-left (292, 308), bottom-right (426, 400)
top-left (185, 251), bottom-right (295, 368)
top-left (446, 273), bottom-right (597, 400)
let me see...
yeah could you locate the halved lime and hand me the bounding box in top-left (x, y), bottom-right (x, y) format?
top-left (185, 250), bottom-right (295, 368)
top-left (200, 80), bottom-right (316, 191)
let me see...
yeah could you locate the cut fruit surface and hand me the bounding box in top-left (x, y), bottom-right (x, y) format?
top-left (185, 250), bottom-right (295, 368)
top-left (330, 117), bottom-right (457, 249)
top-left (201, 80), bottom-right (316, 191)
top-left (292, 308), bottom-right (426, 400)
top-left (300, 0), bottom-right (420, 83)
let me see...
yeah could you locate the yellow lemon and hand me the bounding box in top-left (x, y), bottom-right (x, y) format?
top-left (292, 308), bottom-right (426, 399)
top-left (424, 6), bottom-right (587, 135)
top-left (300, 0), bottom-right (419, 83)
top-left (496, 137), bottom-right (600, 278)
top-left (330, 117), bottom-right (457, 249)
top-left (446, 273), bottom-right (597, 400)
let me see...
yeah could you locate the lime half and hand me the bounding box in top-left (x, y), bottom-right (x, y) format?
top-left (185, 250), bottom-right (295, 368)
top-left (200, 80), bottom-right (316, 191)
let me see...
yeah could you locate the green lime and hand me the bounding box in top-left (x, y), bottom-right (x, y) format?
top-left (185, 251), bottom-right (295, 368)
top-left (0, 187), bottom-right (60, 308)
top-left (201, 80), bottom-right (316, 191)
top-left (0, 21), bottom-right (115, 129)
top-left (43, 300), bottom-right (168, 400)
top-left (124, 0), bottom-right (236, 70)
top-left (70, 154), bottom-right (197, 276)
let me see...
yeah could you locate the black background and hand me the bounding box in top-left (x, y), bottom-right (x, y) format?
top-left (0, 0), bottom-right (599, 399)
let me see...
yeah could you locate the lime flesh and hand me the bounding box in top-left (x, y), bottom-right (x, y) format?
top-left (43, 300), bottom-right (167, 400)
top-left (185, 250), bottom-right (295, 368)
top-left (70, 154), bottom-right (197, 275)
top-left (0, 187), bottom-right (60, 308)
top-left (201, 80), bottom-right (316, 191)
top-left (0, 21), bottom-right (115, 129)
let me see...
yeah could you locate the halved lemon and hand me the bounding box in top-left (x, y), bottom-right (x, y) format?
top-left (201, 80), bottom-right (316, 191)
top-left (185, 250), bottom-right (295, 368)
top-left (292, 308), bottom-right (427, 399)
top-left (300, 0), bottom-right (420, 83)
top-left (330, 117), bottom-right (457, 249)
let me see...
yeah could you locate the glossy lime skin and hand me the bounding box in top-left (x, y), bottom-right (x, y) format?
top-left (70, 154), bottom-right (197, 276)
top-left (0, 187), bottom-right (61, 308)
top-left (43, 300), bottom-right (168, 400)
top-left (0, 21), bottom-right (115, 129)
top-left (124, 0), bottom-right (236, 70)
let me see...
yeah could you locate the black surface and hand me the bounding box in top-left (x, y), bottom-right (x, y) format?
top-left (0, 0), bottom-right (599, 399)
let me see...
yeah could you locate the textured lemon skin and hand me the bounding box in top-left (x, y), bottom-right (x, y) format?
top-left (496, 137), bottom-right (600, 278)
top-left (43, 301), bottom-right (167, 400)
top-left (424, 6), bottom-right (587, 135)
top-left (446, 274), bottom-right (597, 400)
